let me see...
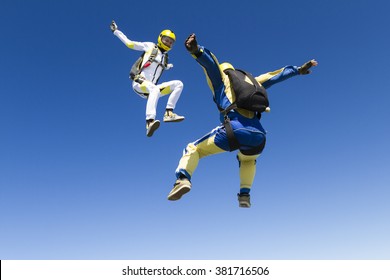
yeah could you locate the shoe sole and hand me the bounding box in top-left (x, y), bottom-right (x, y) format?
top-left (167, 185), bottom-right (191, 201)
top-left (239, 203), bottom-right (251, 208)
top-left (146, 121), bottom-right (160, 137)
top-left (163, 117), bottom-right (185, 123)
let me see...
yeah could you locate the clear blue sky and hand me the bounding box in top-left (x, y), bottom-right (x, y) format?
top-left (1, 0), bottom-right (389, 259)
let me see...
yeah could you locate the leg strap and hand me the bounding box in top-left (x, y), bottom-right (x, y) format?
top-left (223, 116), bottom-right (240, 151)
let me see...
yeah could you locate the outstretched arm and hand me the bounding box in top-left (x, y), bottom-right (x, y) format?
top-left (110, 20), bottom-right (151, 51)
top-left (257, 59), bottom-right (318, 89)
top-left (184, 34), bottom-right (224, 93)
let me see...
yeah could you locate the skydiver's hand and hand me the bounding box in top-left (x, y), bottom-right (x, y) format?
top-left (110, 20), bottom-right (118, 32)
top-left (184, 33), bottom-right (199, 54)
top-left (166, 63), bottom-right (174, 70)
top-left (298, 59), bottom-right (318, 75)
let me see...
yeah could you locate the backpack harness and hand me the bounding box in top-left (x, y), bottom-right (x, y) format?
top-left (129, 45), bottom-right (169, 84)
top-left (220, 69), bottom-right (270, 154)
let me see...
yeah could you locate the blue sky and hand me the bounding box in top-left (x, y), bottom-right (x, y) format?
top-left (1, 0), bottom-right (390, 259)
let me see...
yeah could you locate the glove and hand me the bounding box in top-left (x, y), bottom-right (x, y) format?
top-left (110, 20), bottom-right (118, 32)
top-left (166, 63), bottom-right (174, 70)
top-left (298, 59), bottom-right (318, 75)
top-left (184, 33), bottom-right (199, 54)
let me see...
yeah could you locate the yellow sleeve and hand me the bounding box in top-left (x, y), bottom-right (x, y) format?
top-left (255, 67), bottom-right (285, 85)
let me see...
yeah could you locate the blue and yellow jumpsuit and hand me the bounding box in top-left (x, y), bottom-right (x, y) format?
top-left (175, 46), bottom-right (301, 195)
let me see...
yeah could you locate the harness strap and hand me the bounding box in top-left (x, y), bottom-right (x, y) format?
top-left (220, 103), bottom-right (237, 115)
top-left (224, 114), bottom-right (266, 154)
top-left (130, 45), bottom-right (168, 83)
top-left (218, 69), bottom-right (268, 153)
top-left (223, 115), bottom-right (240, 151)
top-left (222, 107), bottom-right (264, 153)
top-left (140, 46), bottom-right (159, 71)
top-left (242, 69), bottom-right (264, 93)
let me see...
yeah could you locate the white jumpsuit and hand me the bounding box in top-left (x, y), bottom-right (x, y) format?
top-left (113, 30), bottom-right (183, 120)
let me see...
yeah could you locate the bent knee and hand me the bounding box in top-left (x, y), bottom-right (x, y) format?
top-left (184, 143), bottom-right (197, 155)
top-left (173, 80), bottom-right (184, 90)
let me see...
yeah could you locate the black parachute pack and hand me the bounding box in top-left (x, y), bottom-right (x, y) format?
top-left (222, 68), bottom-right (269, 114)
top-left (129, 45), bottom-right (168, 84)
top-left (221, 69), bottom-right (269, 154)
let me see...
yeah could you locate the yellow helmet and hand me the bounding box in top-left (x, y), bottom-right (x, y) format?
top-left (219, 62), bottom-right (235, 72)
top-left (157, 29), bottom-right (176, 51)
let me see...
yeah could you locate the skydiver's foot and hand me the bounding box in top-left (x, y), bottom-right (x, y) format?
top-left (237, 193), bottom-right (251, 208)
top-left (168, 178), bottom-right (191, 201)
top-left (146, 119), bottom-right (160, 137)
top-left (110, 20), bottom-right (118, 32)
top-left (163, 111), bottom-right (185, 122)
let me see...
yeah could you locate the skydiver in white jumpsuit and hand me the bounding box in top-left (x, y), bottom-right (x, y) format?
top-left (110, 21), bottom-right (184, 137)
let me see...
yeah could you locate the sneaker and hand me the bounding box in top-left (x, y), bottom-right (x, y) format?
top-left (110, 20), bottom-right (118, 32)
top-left (146, 120), bottom-right (160, 137)
top-left (168, 178), bottom-right (191, 201)
top-left (163, 111), bottom-right (185, 122)
top-left (237, 193), bottom-right (251, 208)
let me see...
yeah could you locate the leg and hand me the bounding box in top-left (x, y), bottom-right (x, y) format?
top-left (237, 152), bottom-right (259, 194)
top-left (132, 81), bottom-right (161, 136)
top-left (132, 80), bottom-right (161, 120)
top-left (145, 85), bottom-right (161, 121)
top-left (159, 80), bottom-right (184, 110)
top-left (176, 126), bottom-right (227, 180)
top-left (168, 126), bottom-right (227, 201)
top-left (236, 152), bottom-right (260, 208)
top-left (158, 80), bottom-right (185, 122)
top-left (231, 120), bottom-right (265, 208)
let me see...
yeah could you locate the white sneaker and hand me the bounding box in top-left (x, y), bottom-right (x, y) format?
top-left (163, 111), bottom-right (185, 122)
top-left (146, 120), bottom-right (160, 137)
top-left (168, 178), bottom-right (191, 201)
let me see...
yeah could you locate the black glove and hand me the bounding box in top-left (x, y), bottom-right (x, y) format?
top-left (184, 33), bottom-right (199, 54)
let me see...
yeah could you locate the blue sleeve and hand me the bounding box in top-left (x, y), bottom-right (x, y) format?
top-left (194, 47), bottom-right (225, 93)
top-left (262, 66), bottom-right (300, 89)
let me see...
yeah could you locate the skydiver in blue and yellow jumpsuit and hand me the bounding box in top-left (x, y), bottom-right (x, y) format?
top-left (167, 34), bottom-right (318, 208)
